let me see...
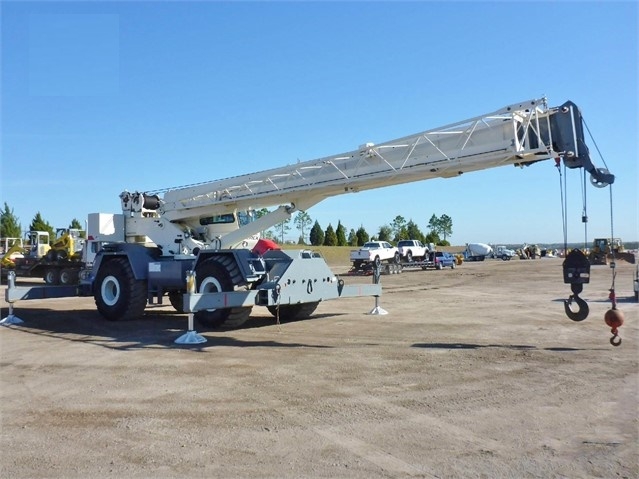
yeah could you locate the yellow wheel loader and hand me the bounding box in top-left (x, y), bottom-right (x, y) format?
top-left (588, 238), bottom-right (636, 265)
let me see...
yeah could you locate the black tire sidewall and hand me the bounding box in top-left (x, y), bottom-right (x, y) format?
top-left (94, 257), bottom-right (146, 321)
top-left (44, 269), bottom-right (60, 285)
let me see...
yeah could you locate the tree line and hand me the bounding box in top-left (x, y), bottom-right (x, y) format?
top-left (1, 201), bottom-right (453, 247)
top-left (262, 209), bottom-right (453, 247)
top-left (0, 203), bottom-right (83, 241)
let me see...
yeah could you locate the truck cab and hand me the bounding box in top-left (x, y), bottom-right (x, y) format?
top-left (493, 245), bottom-right (516, 261)
top-left (26, 231), bottom-right (51, 259)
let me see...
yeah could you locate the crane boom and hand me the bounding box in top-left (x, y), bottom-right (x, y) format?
top-left (9, 97), bottom-right (616, 329)
top-left (120, 98), bottom-right (612, 252)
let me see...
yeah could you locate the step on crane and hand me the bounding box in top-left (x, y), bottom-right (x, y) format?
top-left (7, 98), bottom-right (616, 329)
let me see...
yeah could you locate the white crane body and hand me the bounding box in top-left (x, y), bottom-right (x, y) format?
top-left (6, 98), bottom-right (614, 328)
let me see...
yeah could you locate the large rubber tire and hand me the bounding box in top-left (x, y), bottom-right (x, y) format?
top-left (194, 258), bottom-right (252, 329)
top-left (406, 251), bottom-right (413, 263)
top-left (222, 307), bottom-right (253, 329)
top-left (267, 301), bottom-right (320, 322)
top-left (59, 268), bottom-right (79, 285)
top-left (393, 252), bottom-right (401, 264)
top-left (168, 291), bottom-right (184, 313)
top-left (44, 268), bottom-right (60, 285)
top-left (94, 257), bottom-right (147, 321)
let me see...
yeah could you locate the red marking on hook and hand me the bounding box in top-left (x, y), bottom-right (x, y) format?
top-left (605, 309), bottom-right (624, 347)
top-left (604, 308), bottom-right (624, 329)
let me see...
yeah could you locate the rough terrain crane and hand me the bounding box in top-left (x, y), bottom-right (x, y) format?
top-left (6, 98), bottom-right (615, 329)
top-left (89, 98), bottom-right (614, 326)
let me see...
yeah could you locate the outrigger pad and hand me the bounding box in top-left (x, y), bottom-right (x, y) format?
top-left (563, 249), bottom-right (590, 285)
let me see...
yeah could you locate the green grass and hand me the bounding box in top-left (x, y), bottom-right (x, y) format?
top-left (280, 245), bottom-right (354, 266)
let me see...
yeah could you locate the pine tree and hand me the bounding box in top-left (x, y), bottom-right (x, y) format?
top-left (0, 202), bottom-right (22, 238)
top-left (29, 212), bottom-right (55, 241)
top-left (69, 218), bottom-right (83, 230)
top-left (309, 220), bottom-right (324, 246)
top-left (348, 229), bottom-right (358, 246)
top-left (274, 218), bottom-right (291, 243)
top-left (336, 221), bottom-right (347, 246)
top-left (439, 214), bottom-right (453, 242)
top-left (406, 220), bottom-right (425, 243)
top-left (294, 211), bottom-right (312, 244)
top-left (377, 225), bottom-right (392, 242)
top-left (323, 224), bottom-right (337, 246)
top-left (391, 215), bottom-right (407, 242)
top-left (355, 226), bottom-right (369, 246)
top-left (68, 218), bottom-right (86, 238)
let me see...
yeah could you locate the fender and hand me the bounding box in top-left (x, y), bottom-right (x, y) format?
top-left (194, 248), bottom-right (266, 284)
top-left (92, 243), bottom-right (162, 281)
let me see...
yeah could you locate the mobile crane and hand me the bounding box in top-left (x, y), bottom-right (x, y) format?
top-left (8, 98), bottom-right (615, 329)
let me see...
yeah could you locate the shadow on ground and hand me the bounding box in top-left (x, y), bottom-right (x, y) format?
top-left (412, 342), bottom-right (607, 352)
top-left (0, 306), bottom-right (338, 351)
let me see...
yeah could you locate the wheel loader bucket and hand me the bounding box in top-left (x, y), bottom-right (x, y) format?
top-left (609, 252), bottom-right (636, 264)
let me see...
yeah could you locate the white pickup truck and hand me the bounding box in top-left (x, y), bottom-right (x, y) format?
top-left (397, 239), bottom-right (429, 263)
top-left (350, 241), bottom-right (400, 269)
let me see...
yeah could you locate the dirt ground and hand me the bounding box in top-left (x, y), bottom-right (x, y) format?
top-left (1, 257), bottom-right (637, 479)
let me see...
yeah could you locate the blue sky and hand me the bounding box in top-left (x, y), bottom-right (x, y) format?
top-left (2, 1), bottom-right (637, 245)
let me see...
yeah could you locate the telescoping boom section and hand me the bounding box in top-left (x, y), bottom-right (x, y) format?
top-left (120, 98), bottom-right (612, 252)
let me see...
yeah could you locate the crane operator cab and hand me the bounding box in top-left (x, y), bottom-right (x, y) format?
top-left (198, 210), bottom-right (260, 249)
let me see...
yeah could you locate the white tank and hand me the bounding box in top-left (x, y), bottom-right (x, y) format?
top-left (467, 243), bottom-right (493, 256)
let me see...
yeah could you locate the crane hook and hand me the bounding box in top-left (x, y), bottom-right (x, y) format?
top-left (609, 331), bottom-right (622, 347)
top-left (564, 294), bottom-right (589, 322)
top-left (562, 249), bottom-right (591, 322)
top-left (604, 306), bottom-right (624, 347)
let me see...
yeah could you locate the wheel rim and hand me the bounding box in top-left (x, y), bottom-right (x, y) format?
top-left (200, 276), bottom-right (223, 312)
top-left (101, 275), bottom-right (121, 306)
